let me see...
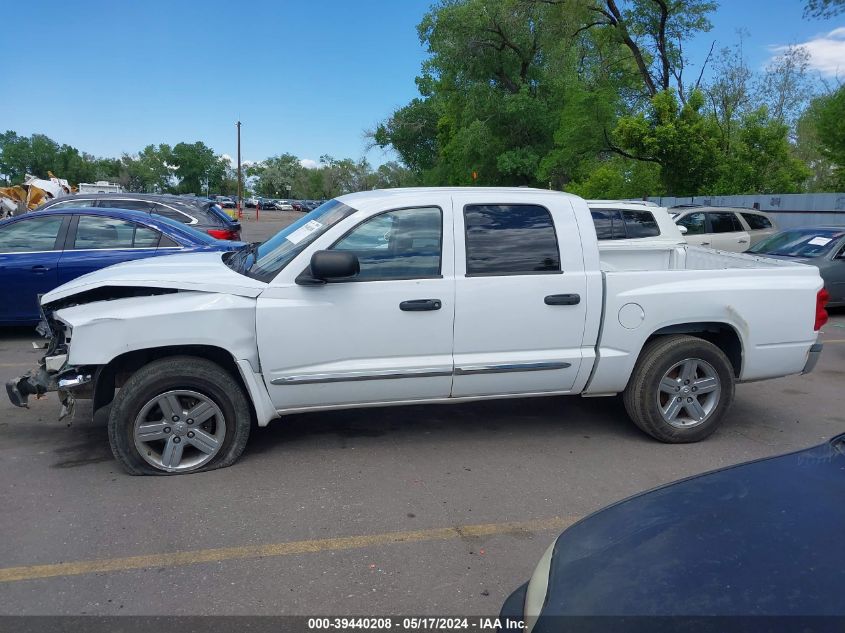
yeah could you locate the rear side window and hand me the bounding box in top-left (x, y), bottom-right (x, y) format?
top-left (464, 204), bottom-right (560, 275)
top-left (709, 212), bottom-right (743, 233)
top-left (47, 199), bottom-right (96, 209)
top-left (73, 216), bottom-right (160, 249)
top-left (677, 212), bottom-right (706, 234)
top-left (621, 210), bottom-right (659, 238)
top-left (741, 213), bottom-right (773, 230)
top-left (151, 204), bottom-right (196, 224)
top-left (98, 199), bottom-right (153, 212)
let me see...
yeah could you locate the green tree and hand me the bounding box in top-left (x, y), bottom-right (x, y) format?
top-left (810, 86), bottom-right (845, 188)
top-left (170, 141), bottom-right (218, 194)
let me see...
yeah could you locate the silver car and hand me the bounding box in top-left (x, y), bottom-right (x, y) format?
top-left (672, 206), bottom-right (778, 252)
top-left (749, 226), bottom-right (845, 307)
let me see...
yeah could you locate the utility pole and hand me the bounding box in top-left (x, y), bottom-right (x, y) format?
top-left (236, 120), bottom-right (243, 220)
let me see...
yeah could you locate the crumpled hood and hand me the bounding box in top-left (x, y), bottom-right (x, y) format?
top-left (41, 251), bottom-right (267, 305)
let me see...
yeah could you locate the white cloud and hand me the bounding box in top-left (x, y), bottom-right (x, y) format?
top-left (299, 158), bottom-right (320, 169)
top-left (221, 153), bottom-right (233, 162)
top-left (769, 27), bottom-right (845, 77)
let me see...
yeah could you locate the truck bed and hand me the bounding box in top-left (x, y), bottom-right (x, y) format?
top-left (584, 244), bottom-right (822, 396)
top-left (598, 243), bottom-right (807, 272)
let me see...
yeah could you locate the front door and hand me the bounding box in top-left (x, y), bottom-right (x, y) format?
top-left (257, 201), bottom-right (455, 412)
top-left (450, 196), bottom-right (589, 398)
top-left (0, 214), bottom-right (67, 323)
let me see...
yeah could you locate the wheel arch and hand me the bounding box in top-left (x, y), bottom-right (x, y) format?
top-left (643, 322), bottom-right (743, 378)
top-left (94, 345), bottom-right (257, 423)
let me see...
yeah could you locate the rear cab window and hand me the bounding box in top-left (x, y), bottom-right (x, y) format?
top-left (591, 208), bottom-right (660, 240)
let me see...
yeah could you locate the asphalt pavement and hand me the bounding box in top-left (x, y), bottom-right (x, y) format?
top-left (1, 210), bottom-right (843, 616)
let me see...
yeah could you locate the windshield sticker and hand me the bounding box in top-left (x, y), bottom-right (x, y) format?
top-left (808, 236), bottom-right (832, 246)
top-left (285, 220), bottom-right (323, 245)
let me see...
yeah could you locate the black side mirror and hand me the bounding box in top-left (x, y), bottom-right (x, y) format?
top-left (298, 250), bottom-right (359, 285)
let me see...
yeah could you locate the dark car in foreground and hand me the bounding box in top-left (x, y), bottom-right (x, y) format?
top-left (749, 227), bottom-right (845, 307)
top-left (37, 193), bottom-right (242, 241)
top-left (0, 207), bottom-right (245, 325)
top-left (502, 435), bottom-right (845, 631)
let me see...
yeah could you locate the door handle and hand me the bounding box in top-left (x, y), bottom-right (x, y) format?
top-left (701, 242), bottom-right (711, 246)
top-left (738, 239), bottom-right (748, 244)
top-left (30, 265), bottom-right (49, 273)
top-left (400, 299), bottom-right (442, 311)
top-left (545, 294), bottom-right (580, 306)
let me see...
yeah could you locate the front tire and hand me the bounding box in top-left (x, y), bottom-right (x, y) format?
top-left (623, 335), bottom-right (735, 443)
top-left (108, 356), bottom-right (251, 475)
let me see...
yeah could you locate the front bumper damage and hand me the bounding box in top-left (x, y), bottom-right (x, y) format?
top-left (5, 316), bottom-right (92, 422)
top-left (6, 365), bottom-right (92, 421)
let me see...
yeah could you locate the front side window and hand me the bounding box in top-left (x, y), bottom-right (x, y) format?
top-left (677, 212), bottom-right (706, 235)
top-left (464, 204), bottom-right (560, 275)
top-left (741, 213), bottom-right (773, 230)
top-left (0, 216), bottom-right (64, 253)
top-left (331, 207), bottom-right (442, 280)
top-left (709, 212), bottom-right (742, 233)
top-left (73, 216), bottom-right (159, 249)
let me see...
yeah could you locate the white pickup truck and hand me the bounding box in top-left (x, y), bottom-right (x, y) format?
top-left (7, 188), bottom-right (828, 475)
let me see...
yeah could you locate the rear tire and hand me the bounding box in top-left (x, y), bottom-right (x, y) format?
top-left (623, 335), bottom-right (735, 443)
top-left (108, 356), bottom-right (251, 475)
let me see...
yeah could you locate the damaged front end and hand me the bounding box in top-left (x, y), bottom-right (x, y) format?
top-left (5, 308), bottom-right (93, 422)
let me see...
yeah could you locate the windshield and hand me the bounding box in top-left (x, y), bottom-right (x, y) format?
top-left (749, 229), bottom-right (844, 258)
top-left (231, 199), bottom-right (357, 281)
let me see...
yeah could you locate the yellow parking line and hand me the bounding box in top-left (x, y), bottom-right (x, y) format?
top-left (0, 516), bottom-right (577, 583)
top-left (821, 338), bottom-right (845, 344)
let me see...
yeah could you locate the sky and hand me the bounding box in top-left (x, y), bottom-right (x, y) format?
top-left (1, 0), bottom-right (842, 169)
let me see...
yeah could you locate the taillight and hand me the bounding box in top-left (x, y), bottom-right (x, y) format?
top-left (814, 288), bottom-right (830, 331)
top-left (207, 228), bottom-right (238, 240)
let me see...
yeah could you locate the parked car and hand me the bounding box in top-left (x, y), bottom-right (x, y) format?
top-left (7, 188), bottom-right (825, 474)
top-left (216, 196), bottom-right (235, 209)
top-left (501, 434), bottom-right (845, 631)
top-left (291, 200), bottom-right (305, 212)
top-left (273, 199), bottom-right (294, 211)
top-left (36, 193), bottom-right (242, 241)
top-left (749, 227), bottom-right (845, 307)
top-left (0, 207), bottom-right (245, 325)
top-left (245, 196), bottom-right (259, 208)
top-left (672, 206), bottom-right (777, 252)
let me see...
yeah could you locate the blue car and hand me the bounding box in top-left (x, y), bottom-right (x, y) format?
top-left (0, 207), bottom-right (246, 325)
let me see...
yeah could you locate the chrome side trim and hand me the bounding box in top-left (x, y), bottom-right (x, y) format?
top-left (271, 366), bottom-right (453, 385)
top-left (454, 361), bottom-right (571, 376)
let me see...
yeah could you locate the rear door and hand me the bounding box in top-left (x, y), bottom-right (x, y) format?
top-left (451, 196), bottom-right (588, 398)
top-left (57, 215), bottom-right (162, 283)
top-left (0, 214), bottom-right (68, 323)
top-left (708, 212), bottom-right (750, 251)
